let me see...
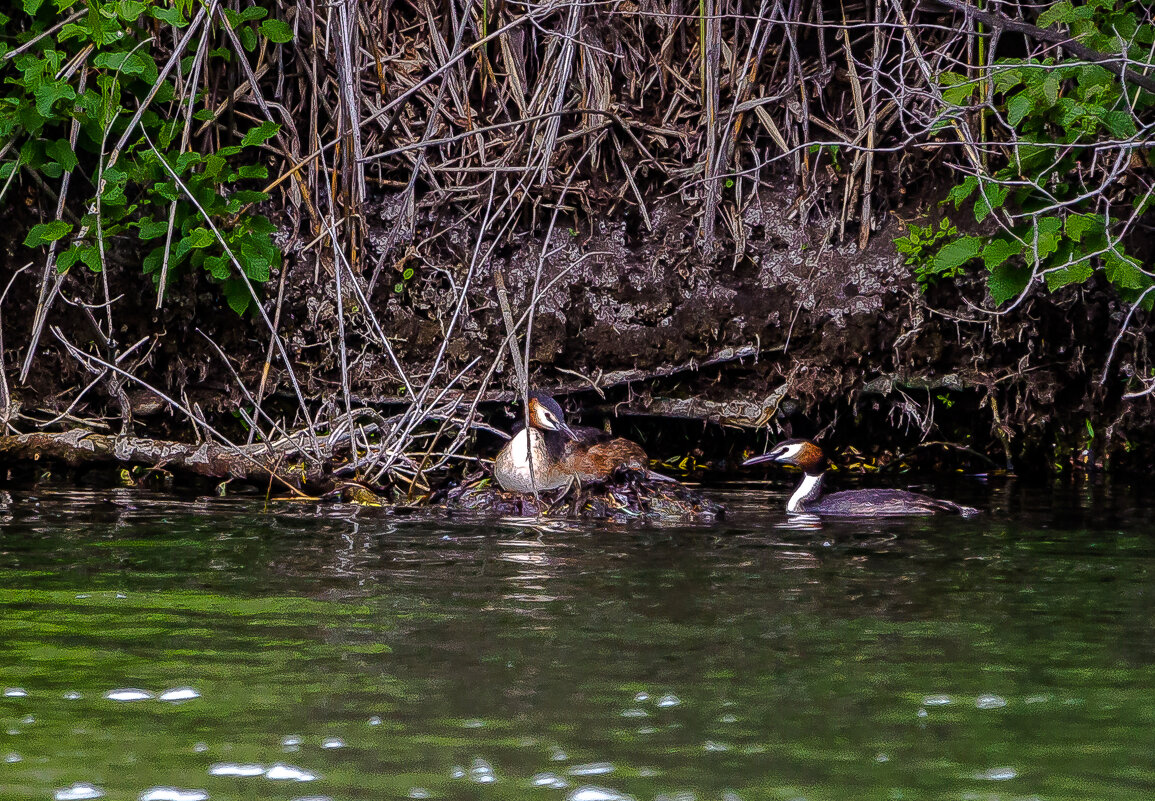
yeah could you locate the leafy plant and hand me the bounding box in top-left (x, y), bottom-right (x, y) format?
top-left (2, 0), bottom-right (290, 314)
top-left (915, 0), bottom-right (1155, 309)
top-left (895, 217), bottom-right (960, 288)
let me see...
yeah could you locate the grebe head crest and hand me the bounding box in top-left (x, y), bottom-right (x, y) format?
top-left (743, 438), bottom-right (826, 473)
top-left (526, 392), bottom-right (577, 439)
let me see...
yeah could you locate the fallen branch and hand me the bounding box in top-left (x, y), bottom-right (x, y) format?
top-left (0, 430), bottom-right (316, 491)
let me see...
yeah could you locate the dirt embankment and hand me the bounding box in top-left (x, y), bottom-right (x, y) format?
top-left (6, 181), bottom-right (1150, 490)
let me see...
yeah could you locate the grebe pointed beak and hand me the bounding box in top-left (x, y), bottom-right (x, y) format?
top-left (556, 419), bottom-right (577, 440)
top-left (742, 452), bottom-right (780, 466)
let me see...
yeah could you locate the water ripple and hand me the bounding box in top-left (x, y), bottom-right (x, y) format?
top-left (532, 772), bottom-right (569, 789)
top-left (568, 762), bottom-right (614, 776)
top-left (975, 694), bottom-right (1007, 709)
top-left (468, 758), bottom-right (497, 783)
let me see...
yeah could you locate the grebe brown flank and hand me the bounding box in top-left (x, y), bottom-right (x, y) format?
top-left (743, 438), bottom-right (979, 517)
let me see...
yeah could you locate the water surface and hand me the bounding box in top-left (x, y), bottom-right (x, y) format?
top-left (1, 480), bottom-right (1153, 800)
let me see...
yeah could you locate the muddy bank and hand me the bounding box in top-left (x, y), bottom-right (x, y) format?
top-left (2, 181), bottom-right (1152, 491)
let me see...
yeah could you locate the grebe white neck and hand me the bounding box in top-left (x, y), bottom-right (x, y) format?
top-left (787, 472), bottom-right (824, 513)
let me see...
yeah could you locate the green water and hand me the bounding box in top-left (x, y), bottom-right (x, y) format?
top-left (1, 482), bottom-right (1153, 801)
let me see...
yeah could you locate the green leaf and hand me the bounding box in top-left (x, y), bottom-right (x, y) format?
top-left (236, 164), bottom-right (268, 180)
top-left (1045, 257), bottom-right (1094, 291)
top-left (79, 245), bottom-right (102, 272)
top-left (982, 238), bottom-right (1022, 269)
top-left (1134, 191), bottom-right (1155, 215)
top-left (173, 151), bottom-right (201, 174)
top-left (117, 0), bottom-right (147, 22)
top-left (1104, 251), bottom-right (1149, 289)
top-left (23, 0), bottom-right (46, 14)
top-left (33, 81), bottom-right (77, 118)
top-left (260, 19), bottom-right (293, 43)
top-left (229, 190), bottom-right (270, 205)
top-left (24, 221), bottom-right (73, 247)
top-left (1007, 93), bottom-right (1033, 126)
top-left (45, 139), bottom-right (78, 172)
top-left (1102, 110), bottom-right (1137, 138)
top-left (150, 5), bottom-right (187, 26)
top-left (248, 215), bottom-right (276, 235)
top-left (137, 218), bottom-right (171, 240)
top-left (143, 246), bottom-right (164, 275)
top-left (1027, 216), bottom-right (1063, 262)
top-left (1042, 72), bottom-right (1061, 106)
top-left (988, 263), bottom-right (1031, 304)
top-left (947, 175), bottom-right (978, 208)
top-left (1077, 63), bottom-right (1114, 92)
top-left (1065, 213), bottom-right (1103, 243)
top-left (239, 5), bottom-right (268, 21)
top-left (942, 81), bottom-right (976, 105)
top-left (241, 120), bottom-right (280, 147)
top-left (992, 67), bottom-right (1023, 93)
top-left (1055, 98), bottom-right (1086, 128)
top-left (153, 180), bottom-right (180, 202)
top-left (932, 236), bottom-right (983, 272)
top-left (1037, 1), bottom-right (1074, 28)
top-left (185, 227), bottom-right (215, 248)
top-left (223, 278), bottom-right (252, 314)
top-left (57, 245), bottom-right (83, 271)
top-left (205, 254), bottom-right (231, 280)
top-left (93, 51), bottom-right (130, 71)
top-left (973, 183), bottom-right (1009, 224)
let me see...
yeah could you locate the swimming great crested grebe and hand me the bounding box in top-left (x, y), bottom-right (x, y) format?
top-left (743, 438), bottom-right (979, 517)
top-left (494, 392), bottom-right (666, 493)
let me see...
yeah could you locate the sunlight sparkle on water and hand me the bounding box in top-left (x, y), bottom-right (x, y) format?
top-left (567, 786), bottom-right (636, 801)
top-left (104, 688), bottom-right (153, 702)
top-left (533, 772), bottom-right (569, 789)
top-left (569, 762), bottom-right (614, 776)
top-left (54, 783), bottom-right (104, 800)
top-left (265, 763), bottom-right (319, 781)
top-left (975, 694), bottom-right (1007, 709)
top-left (468, 758), bottom-right (497, 783)
top-left (208, 763), bottom-right (265, 777)
top-left (138, 788), bottom-right (209, 801)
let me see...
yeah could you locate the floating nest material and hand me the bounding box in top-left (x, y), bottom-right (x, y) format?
top-left (443, 474), bottom-right (723, 523)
